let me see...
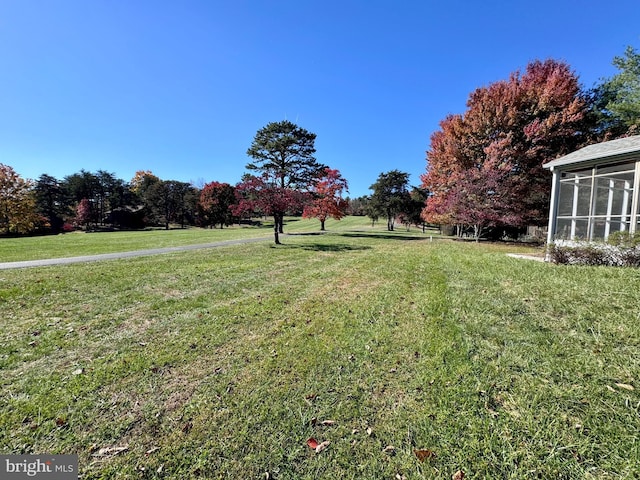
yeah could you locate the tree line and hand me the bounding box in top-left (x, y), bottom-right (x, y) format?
top-left (1, 119), bottom-right (422, 243)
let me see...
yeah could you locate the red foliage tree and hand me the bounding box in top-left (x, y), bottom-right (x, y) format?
top-left (422, 59), bottom-right (590, 239)
top-left (302, 168), bottom-right (349, 231)
top-left (232, 175), bottom-right (309, 244)
top-left (75, 198), bottom-right (92, 229)
top-left (198, 181), bottom-right (235, 228)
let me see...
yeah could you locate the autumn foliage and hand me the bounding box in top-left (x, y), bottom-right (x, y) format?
top-left (0, 164), bottom-right (41, 234)
top-left (75, 198), bottom-right (92, 228)
top-left (198, 181), bottom-right (235, 228)
top-left (232, 174), bottom-right (310, 242)
top-left (421, 59), bottom-right (590, 238)
top-left (302, 168), bottom-right (349, 230)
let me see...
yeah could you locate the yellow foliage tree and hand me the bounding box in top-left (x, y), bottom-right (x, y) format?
top-left (0, 164), bottom-right (41, 234)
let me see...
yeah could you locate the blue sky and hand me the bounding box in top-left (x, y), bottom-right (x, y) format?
top-left (1, 1), bottom-right (639, 197)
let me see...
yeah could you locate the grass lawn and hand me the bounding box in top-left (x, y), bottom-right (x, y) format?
top-left (1, 222), bottom-right (639, 478)
top-left (0, 216), bottom-right (410, 262)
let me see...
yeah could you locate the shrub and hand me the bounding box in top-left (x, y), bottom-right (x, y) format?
top-left (607, 231), bottom-right (640, 247)
top-left (549, 240), bottom-right (640, 267)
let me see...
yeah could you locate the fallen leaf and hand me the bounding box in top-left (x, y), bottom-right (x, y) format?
top-left (315, 440), bottom-right (330, 453)
top-left (606, 385), bottom-right (616, 392)
top-left (55, 417), bottom-right (68, 427)
top-left (396, 475), bottom-right (407, 480)
top-left (414, 449), bottom-right (436, 462)
top-left (366, 426), bottom-right (373, 436)
top-left (94, 445), bottom-right (128, 457)
top-left (452, 470), bottom-right (465, 480)
top-left (383, 445), bottom-right (395, 455)
top-left (320, 419), bottom-right (336, 426)
top-left (306, 437), bottom-right (319, 449)
top-left (72, 368), bottom-right (84, 375)
top-left (145, 447), bottom-right (160, 455)
top-left (615, 383), bottom-right (634, 391)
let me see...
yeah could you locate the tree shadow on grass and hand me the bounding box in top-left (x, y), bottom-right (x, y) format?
top-left (339, 232), bottom-right (430, 241)
top-left (270, 242), bottom-right (371, 252)
top-left (284, 232), bottom-right (325, 236)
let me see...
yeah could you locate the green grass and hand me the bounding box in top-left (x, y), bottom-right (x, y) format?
top-left (0, 225), bottom-right (269, 262)
top-left (1, 226), bottom-right (638, 478)
top-left (0, 216), bottom-right (435, 262)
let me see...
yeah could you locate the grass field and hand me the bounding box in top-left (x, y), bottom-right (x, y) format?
top-left (1, 219), bottom-right (639, 478)
top-left (0, 216), bottom-right (402, 262)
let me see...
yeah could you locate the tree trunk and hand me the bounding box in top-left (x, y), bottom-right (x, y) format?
top-left (320, 219), bottom-right (325, 231)
top-left (273, 213), bottom-right (282, 244)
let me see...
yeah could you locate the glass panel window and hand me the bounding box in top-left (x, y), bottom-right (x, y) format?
top-left (591, 219), bottom-right (606, 240)
top-left (609, 171), bottom-right (635, 184)
top-left (608, 220), bottom-right (624, 234)
top-left (563, 167), bottom-right (593, 178)
top-left (576, 183), bottom-right (592, 216)
top-left (596, 161), bottom-right (636, 175)
top-left (557, 182), bottom-right (575, 216)
top-left (594, 184), bottom-right (610, 215)
top-left (574, 219), bottom-right (589, 239)
top-left (611, 186), bottom-right (629, 216)
top-left (555, 218), bottom-right (572, 240)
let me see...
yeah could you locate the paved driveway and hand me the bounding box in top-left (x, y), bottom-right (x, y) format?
top-left (0, 236), bottom-right (271, 270)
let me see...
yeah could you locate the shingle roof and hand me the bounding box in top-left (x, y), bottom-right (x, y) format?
top-left (543, 135), bottom-right (640, 170)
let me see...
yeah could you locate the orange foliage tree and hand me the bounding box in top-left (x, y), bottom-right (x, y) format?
top-left (303, 168), bottom-right (349, 231)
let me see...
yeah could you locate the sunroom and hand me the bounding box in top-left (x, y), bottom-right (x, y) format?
top-left (544, 135), bottom-right (640, 244)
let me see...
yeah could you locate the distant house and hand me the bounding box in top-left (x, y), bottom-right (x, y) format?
top-left (543, 135), bottom-right (640, 243)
